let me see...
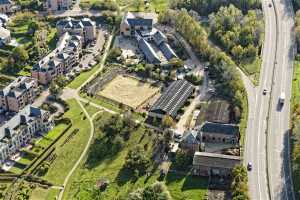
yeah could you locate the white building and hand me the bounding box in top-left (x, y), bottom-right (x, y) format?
top-left (0, 106), bottom-right (53, 164)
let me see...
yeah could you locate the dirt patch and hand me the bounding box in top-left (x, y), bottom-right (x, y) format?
top-left (98, 75), bottom-right (159, 109)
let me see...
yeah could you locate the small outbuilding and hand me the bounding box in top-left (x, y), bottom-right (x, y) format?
top-left (192, 151), bottom-right (241, 177)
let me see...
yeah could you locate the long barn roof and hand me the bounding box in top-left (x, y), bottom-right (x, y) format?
top-left (150, 80), bottom-right (194, 118)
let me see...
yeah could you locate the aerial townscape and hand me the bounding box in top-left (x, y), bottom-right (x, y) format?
top-left (0, 0), bottom-right (299, 199)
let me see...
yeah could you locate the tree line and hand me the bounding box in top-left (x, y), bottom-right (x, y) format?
top-left (170, 0), bottom-right (260, 16)
top-left (209, 5), bottom-right (264, 65)
top-left (159, 9), bottom-right (246, 111)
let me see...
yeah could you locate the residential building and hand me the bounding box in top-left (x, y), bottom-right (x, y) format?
top-left (0, 77), bottom-right (38, 112)
top-left (0, 0), bottom-right (12, 13)
top-left (120, 12), bottom-right (176, 63)
top-left (192, 152), bottom-right (241, 176)
top-left (56, 17), bottom-right (96, 44)
top-left (0, 106), bottom-right (53, 164)
top-left (180, 130), bottom-right (200, 153)
top-left (138, 38), bottom-right (160, 64)
top-left (0, 26), bottom-right (10, 44)
top-left (198, 121), bottom-right (239, 144)
top-left (153, 31), bottom-right (177, 60)
top-left (120, 12), bottom-right (157, 37)
top-left (31, 32), bottom-right (82, 84)
top-left (44, 0), bottom-right (72, 11)
top-left (149, 80), bottom-right (194, 120)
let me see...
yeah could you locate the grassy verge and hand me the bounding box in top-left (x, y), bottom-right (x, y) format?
top-left (239, 95), bottom-right (249, 155)
top-left (291, 60), bottom-right (300, 198)
top-left (240, 57), bottom-right (262, 86)
top-left (80, 93), bottom-right (121, 113)
top-left (67, 64), bottom-right (100, 89)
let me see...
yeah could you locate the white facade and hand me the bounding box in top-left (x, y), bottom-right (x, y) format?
top-left (0, 106), bottom-right (53, 164)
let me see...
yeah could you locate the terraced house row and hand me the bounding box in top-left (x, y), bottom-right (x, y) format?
top-left (0, 77), bottom-right (38, 112)
top-left (31, 17), bottom-right (96, 84)
top-left (0, 106), bottom-right (53, 164)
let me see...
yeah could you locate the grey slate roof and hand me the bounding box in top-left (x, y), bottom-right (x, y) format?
top-left (182, 130), bottom-right (200, 144)
top-left (159, 42), bottom-right (177, 60)
top-left (127, 18), bottom-right (153, 27)
top-left (0, 106), bottom-right (46, 140)
top-left (138, 38), bottom-right (160, 64)
top-left (150, 80), bottom-right (194, 118)
top-left (153, 31), bottom-right (167, 46)
top-left (33, 32), bottom-right (81, 71)
top-left (0, 77), bottom-right (36, 98)
top-left (201, 121), bottom-right (239, 136)
top-left (57, 17), bottom-right (95, 29)
top-left (193, 152), bottom-right (241, 169)
top-left (0, 0), bottom-right (11, 5)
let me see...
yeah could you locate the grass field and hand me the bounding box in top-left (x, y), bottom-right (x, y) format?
top-left (30, 187), bottom-right (60, 200)
top-left (41, 100), bottom-right (91, 185)
top-left (98, 75), bottom-right (159, 109)
top-left (82, 101), bottom-right (103, 117)
top-left (62, 112), bottom-right (208, 200)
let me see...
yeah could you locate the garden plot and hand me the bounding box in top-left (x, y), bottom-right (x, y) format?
top-left (98, 75), bottom-right (159, 109)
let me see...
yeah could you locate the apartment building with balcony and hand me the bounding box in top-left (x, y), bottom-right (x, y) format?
top-left (56, 17), bottom-right (96, 44)
top-left (0, 77), bottom-right (38, 112)
top-left (0, 106), bottom-right (53, 164)
top-left (31, 32), bottom-right (82, 84)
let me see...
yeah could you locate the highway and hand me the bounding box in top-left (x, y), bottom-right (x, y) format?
top-left (244, 0), bottom-right (295, 199)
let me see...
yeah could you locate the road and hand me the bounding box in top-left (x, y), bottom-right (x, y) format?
top-left (244, 0), bottom-right (295, 199)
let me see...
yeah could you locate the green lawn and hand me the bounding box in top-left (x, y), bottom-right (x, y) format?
top-left (82, 101), bottom-right (102, 117)
top-left (30, 187), bottom-right (60, 200)
top-left (67, 64), bottom-right (100, 89)
top-left (165, 172), bottom-right (208, 200)
top-left (42, 99), bottom-right (91, 185)
top-left (36, 123), bottom-right (69, 148)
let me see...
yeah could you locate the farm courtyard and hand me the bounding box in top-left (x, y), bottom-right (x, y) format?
top-left (98, 75), bottom-right (159, 109)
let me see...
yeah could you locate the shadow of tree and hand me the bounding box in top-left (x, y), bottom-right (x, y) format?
top-left (114, 167), bottom-right (135, 186)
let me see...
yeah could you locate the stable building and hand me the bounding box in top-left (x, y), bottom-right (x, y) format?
top-left (192, 152), bottom-right (241, 177)
top-left (149, 80), bottom-right (194, 120)
top-left (198, 121), bottom-right (239, 144)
